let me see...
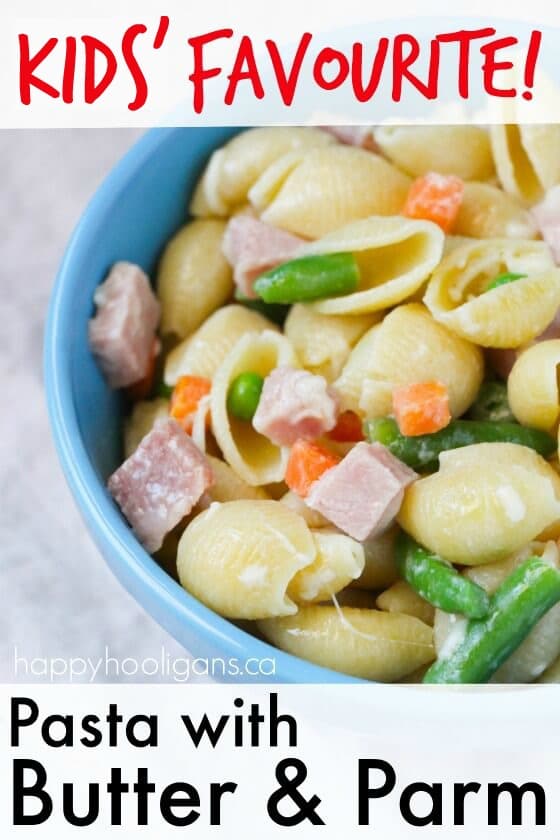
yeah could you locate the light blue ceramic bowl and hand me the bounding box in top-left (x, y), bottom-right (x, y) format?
top-left (44, 127), bottom-right (357, 683)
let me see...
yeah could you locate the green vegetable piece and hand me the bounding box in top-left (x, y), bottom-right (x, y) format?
top-left (253, 253), bottom-right (359, 304)
top-left (423, 557), bottom-right (560, 684)
top-left (364, 417), bottom-right (556, 471)
top-left (155, 381), bottom-right (173, 399)
top-left (227, 372), bottom-right (264, 421)
top-left (486, 272), bottom-right (527, 292)
top-left (234, 290), bottom-right (290, 326)
top-left (468, 381), bottom-right (515, 423)
top-left (396, 532), bottom-right (490, 619)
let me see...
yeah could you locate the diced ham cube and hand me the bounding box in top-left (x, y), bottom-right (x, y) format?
top-left (222, 216), bottom-right (305, 298)
top-left (89, 261), bottom-right (160, 388)
top-left (252, 366), bottom-right (339, 446)
top-left (306, 442), bottom-right (417, 541)
top-left (322, 126), bottom-right (377, 150)
top-left (108, 418), bottom-right (213, 552)
top-left (531, 185), bottom-right (560, 264)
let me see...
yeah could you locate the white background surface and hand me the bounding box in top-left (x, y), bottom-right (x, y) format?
top-left (0, 129), bottom-right (189, 682)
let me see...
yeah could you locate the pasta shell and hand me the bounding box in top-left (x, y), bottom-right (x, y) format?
top-left (351, 526), bottom-right (399, 591)
top-left (507, 340), bottom-right (560, 433)
top-left (205, 456), bottom-right (270, 503)
top-left (302, 216), bottom-right (444, 316)
top-left (177, 500), bottom-right (316, 619)
top-left (376, 580), bottom-right (435, 626)
top-left (490, 124), bottom-right (560, 204)
top-left (424, 238), bottom-right (560, 347)
top-left (190, 127), bottom-right (335, 217)
top-left (374, 125), bottom-right (495, 180)
top-left (288, 529), bottom-right (365, 604)
top-left (258, 606), bottom-right (434, 682)
top-left (258, 146), bottom-right (411, 238)
top-left (398, 443), bottom-right (560, 566)
top-left (157, 219), bottom-right (233, 338)
top-left (279, 491), bottom-right (331, 529)
top-left (538, 655), bottom-right (560, 682)
top-left (164, 305), bottom-right (277, 385)
top-left (454, 181), bottom-right (537, 239)
top-left (284, 304), bottom-right (379, 381)
top-left (210, 330), bottom-right (298, 485)
top-left (123, 398), bottom-right (169, 459)
top-left (335, 303), bottom-right (483, 417)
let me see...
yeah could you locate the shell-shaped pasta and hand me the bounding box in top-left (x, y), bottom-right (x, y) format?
top-left (288, 529), bottom-right (365, 603)
top-left (490, 124), bottom-right (560, 205)
top-left (398, 443), bottom-right (560, 566)
top-left (424, 238), bottom-right (559, 347)
top-left (205, 456), bottom-right (270, 503)
top-left (163, 305), bottom-right (277, 385)
top-left (210, 330), bottom-right (298, 485)
top-left (256, 146), bottom-right (411, 238)
top-left (454, 181), bottom-right (537, 240)
top-left (337, 303), bottom-right (484, 418)
top-left (374, 125), bottom-right (495, 180)
top-left (190, 127), bottom-right (335, 217)
top-left (376, 580), bottom-right (435, 626)
top-left (123, 398), bottom-right (169, 458)
top-left (351, 526), bottom-right (399, 591)
top-left (507, 340), bottom-right (560, 433)
top-left (157, 220), bottom-right (233, 338)
top-left (300, 216), bottom-right (444, 316)
top-left (332, 588), bottom-right (378, 609)
top-left (463, 540), bottom-right (551, 594)
top-left (177, 500), bottom-right (316, 619)
top-left (279, 491), bottom-right (330, 529)
top-left (258, 606), bottom-right (434, 681)
top-left (284, 305), bottom-right (379, 381)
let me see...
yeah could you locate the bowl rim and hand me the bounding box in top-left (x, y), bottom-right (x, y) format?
top-left (43, 126), bottom-right (361, 685)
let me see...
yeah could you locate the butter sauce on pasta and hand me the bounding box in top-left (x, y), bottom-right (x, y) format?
top-left (88, 124), bottom-right (560, 685)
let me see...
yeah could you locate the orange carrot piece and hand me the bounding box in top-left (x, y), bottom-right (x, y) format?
top-left (170, 375), bottom-right (212, 433)
top-left (403, 172), bottom-right (464, 233)
top-left (285, 439), bottom-right (341, 498)
top-left (393, 380), bottom-right (451, 437)
top-left (124, 338), bottom-right (159, 403)
top-left (327, 410), bottom-right (365, 442)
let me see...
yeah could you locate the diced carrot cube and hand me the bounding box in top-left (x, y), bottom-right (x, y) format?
top-left (403, 172), bottom-right (464, 233)
top-left (327, 410), bottom-right (365, 442)
top-left (170, 375), bottom-right (212, 433)
top-left (392, 381), bottom-right (451, 437)
top-left (285, 439), bottom-right (341, 498)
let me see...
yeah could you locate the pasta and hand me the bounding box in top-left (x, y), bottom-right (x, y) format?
top-left (398, 443), bottom-right (560, 566)
top-left (374, 125), bottom-right (495, 180)
top-left (258, 606), bottom-right (434, 681)
top-left (255, 146), bottom-right (411, 238)
top-left (157, 219), bottom-right (233, 338)
top-left (210, 330), bottom-right (298, 485)
top-left (284, 304), bottom-right (378, 381)
top-left (507, 340), bottom-right (560, 433)
top-left (164, 305), bottom-right (277, 385)
top-left (424, 238), bottom-right (560, 347)
top-left (302, 216), bottom-right (444, 315)
top-left (490, 124), bottom-right (560, 205)
top-left (92, 123), bottom-right (560, 685)
top-left (340, 303), bottom-right (484, 419)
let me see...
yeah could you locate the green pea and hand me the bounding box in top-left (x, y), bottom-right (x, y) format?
top-left (468, 381), bottom-right (515, 423)
top-left (227, 372), bottom-right (264, 421)
top-left (253, 253), bottom-right (359, 304)
top-left (486, 272), bottom-right (527, 292)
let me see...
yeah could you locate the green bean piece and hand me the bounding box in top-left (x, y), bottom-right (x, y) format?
top-left (423, 557), bottom-right (560, 684)
top-left (486, 272), bottom-right (527, 292)
top-left (253, 253), bottom-right (359, 304)
top-left (395, 532), bottom-right (490, 619)
top-left (234, 290), bottom-right (291, 326)
top-left (227, 372), bottom-right (264, 421)
top-left (364, 417), bottom-right (556, 471)
top-left (468, 381), bottom-right (515, 423)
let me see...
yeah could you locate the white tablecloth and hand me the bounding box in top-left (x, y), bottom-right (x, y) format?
top-left (0, 129), bottom-right (190, 682)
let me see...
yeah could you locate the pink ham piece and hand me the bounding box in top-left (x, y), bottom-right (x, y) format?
top-left (252, 366), bottom-right (339, 446)
top-left (89, 261), bottom-right (160, 388)
top-left (531, 185), bottom-right (560, 264)
top-left (108, 418), bottom-right (213, 552)
top-left (306, 442), bottom-right (417, 541)
top-left (322, 126), bottom-right (377, 150)
top-left (222, 216), bottom-right (305, 298)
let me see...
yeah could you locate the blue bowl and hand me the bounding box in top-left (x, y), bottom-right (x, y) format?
top-left (44, 127), bottom-right (357, 684)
